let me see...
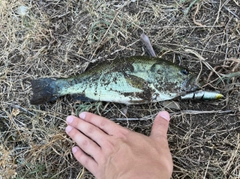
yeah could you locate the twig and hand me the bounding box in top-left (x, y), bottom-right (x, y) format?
top-left (185, 49), bottom-right (223, 83)
top-left (203, 0), bottom-right (230, 44)
top-left (223, 5), bottom-right (240, 19)
top-left (223, 133), bottom-right (240, 173)
top-left (216, 71), bottom-right (240, 85)
top-left (192, 3), bottom-right (205, 27)
top-left (90, 11), bottom-right (120, 60)
top-left (91, 39), bottom-right (140, 62)
top-left (111, 114), bottom-right (155, 121)
top-left (4, 102), bottom-right (35, 116)
top-left (111, 110), bottom-right (233, 121)
top-left (203, 159), bottom-right (211, 179)
top-left (225, 58), bottom-right (240, 63)
top-left (233, 0), bottom-right (240, 6)
top-left (171, 110), bottom-right (233, 117)
top-left (183, 0), bottom-right (199, 15)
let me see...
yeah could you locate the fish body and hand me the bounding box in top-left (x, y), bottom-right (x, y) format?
top-left (30, 56), bottom-right (198, 105)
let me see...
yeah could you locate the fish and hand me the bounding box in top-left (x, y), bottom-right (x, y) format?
top-left (30, 56), bottom-right (198, 105)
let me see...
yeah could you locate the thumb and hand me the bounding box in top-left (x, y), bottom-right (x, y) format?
top-left (150, 111), bottom-right (170, 140)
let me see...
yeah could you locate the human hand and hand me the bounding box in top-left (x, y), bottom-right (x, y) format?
top-left (65, 111), bottom-right (173, 179)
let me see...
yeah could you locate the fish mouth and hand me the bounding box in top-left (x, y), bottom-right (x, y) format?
top-left (183, 74), bottom-right (199, 92)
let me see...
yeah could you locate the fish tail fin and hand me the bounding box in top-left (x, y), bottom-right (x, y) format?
top-left (30, 78), bottom-right (59, 105)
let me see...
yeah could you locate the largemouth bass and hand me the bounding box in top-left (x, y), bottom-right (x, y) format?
top-left (30, 56), bottom-right (198, 105)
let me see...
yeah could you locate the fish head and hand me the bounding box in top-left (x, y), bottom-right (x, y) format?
top-left (179, 68), bottom-right (199, 92)
top-left (170, 64), bottom-right (199, 93)
top-left (151, 60), bottom-right (199, 94)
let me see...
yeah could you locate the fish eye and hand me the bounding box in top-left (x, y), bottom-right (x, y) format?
top-left (181, 69), bottom-right (189, 75)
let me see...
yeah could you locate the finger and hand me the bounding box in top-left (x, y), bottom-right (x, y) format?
top-left (66, 125), bottom-right (101, 159)
top-left (71, 146), bottom-right (98, 175)
top-left (150, 111), bottom-right (170, 140)
top-left (66, 116), bottom-right (108, 146)
top-left (79, 112), bottom-right (129, 136)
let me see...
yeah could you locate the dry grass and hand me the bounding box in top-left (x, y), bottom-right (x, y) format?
top-left (0, 0), bottom-right (239, 178)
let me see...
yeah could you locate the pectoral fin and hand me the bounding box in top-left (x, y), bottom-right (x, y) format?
top-left (125, 74), bottom-right (153, 101)
top-left (125, 74), bottom-right (147, 90)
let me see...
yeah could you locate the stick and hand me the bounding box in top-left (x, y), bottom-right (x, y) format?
top-left (4, 102), bottom-right (35, 116)
top-left (171, 110), bottom-right (233, 117)
top-left (140, 33), bottom-right (157, 57)
top-left (110, 110), bottom-right (233, 121)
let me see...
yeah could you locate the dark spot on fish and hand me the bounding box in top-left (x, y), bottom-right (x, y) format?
top-left (150, 62), bottom-right (165, 72)
top-left (125, 74), bottom-right (146, 89)
top-left (72, 94), bottom-right (96, 102)
top-left (122, 62), bottom-right (134, 72)
top-left (113, 59), bottom-right (135, 73)
top-left (101, 76), bottom-right (111, 85)
top-left (154, 80), bottom-right (181, 94)
top-left (122, 82), bottom-right (154, 102)
top-left (152, 93), bottom-right (160, 100)
top-left (113, 77), bottom-right (117, 84)
top-left (181, 69), bottom-right (189, 75)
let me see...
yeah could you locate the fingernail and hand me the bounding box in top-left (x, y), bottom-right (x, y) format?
top-left (79, 112), bottom-right (86, 120)
top-left (66, 116), bottom-right (74, 124)
top-left (72, 146), bottom-right (78, 154)
top-left (158, 111), bottom-right (170, 121)
top-left (66, 126), bottom-right (73, 133)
